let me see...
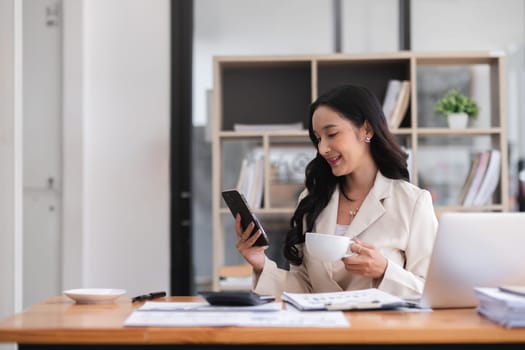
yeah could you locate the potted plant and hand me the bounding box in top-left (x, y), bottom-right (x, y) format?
top-left (435, 89), bottom-right (479, 129)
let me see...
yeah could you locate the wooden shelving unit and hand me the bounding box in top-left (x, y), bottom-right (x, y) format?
top-left (211, 51), bottom-right (508, 290)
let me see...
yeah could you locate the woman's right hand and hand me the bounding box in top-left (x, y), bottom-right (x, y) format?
top-left (234, 214), bottom-right (268, 274)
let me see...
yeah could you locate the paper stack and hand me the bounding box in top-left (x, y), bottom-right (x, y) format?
top-left (474, 286), bottom-right (525, 328)
top-left (282, 288), bottom-right (407, 311)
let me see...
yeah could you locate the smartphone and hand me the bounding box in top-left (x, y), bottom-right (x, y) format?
top-left (221, 189), bottom-right (269, 246)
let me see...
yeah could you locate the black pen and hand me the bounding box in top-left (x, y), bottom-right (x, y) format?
top-left (131, 291), bottom-right (167, 303)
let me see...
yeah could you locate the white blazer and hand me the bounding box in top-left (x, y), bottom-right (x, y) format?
top-left (253, 172), bottom-right (438, 299)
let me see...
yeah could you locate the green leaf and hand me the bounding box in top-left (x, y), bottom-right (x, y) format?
top-left (434, 89), bottom-right (479, 119)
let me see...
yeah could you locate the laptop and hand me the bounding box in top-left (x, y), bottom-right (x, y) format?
top-left (419, 212), bottom-right (525, 309)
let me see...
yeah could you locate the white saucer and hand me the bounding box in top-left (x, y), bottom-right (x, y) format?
top-left (63, 288), bottom-right (126, 304)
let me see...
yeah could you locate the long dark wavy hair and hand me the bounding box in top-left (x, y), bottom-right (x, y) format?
top-left (284, 84), bottom-right (410, 265)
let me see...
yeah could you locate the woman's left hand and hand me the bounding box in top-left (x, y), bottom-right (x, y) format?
top-left (341, 239), bottom-right (388, 279)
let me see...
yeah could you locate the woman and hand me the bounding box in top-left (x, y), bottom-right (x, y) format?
top-left (235, 84), bottom-right (437, 299)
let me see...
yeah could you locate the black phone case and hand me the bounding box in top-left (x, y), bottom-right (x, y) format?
top-left (221, 189), bottom-right (269, 246)
top-left (198, 291), bottom-right (275, 306)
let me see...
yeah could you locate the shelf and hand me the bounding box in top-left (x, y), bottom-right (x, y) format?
top-left (218, 130), bottom-right (309, 138)
top-left (415, 128), bottom-right (503, 136)
top-left (390, 128), bottom-right (414, 135)
top-left (435, 204), bottom-right (506, 219)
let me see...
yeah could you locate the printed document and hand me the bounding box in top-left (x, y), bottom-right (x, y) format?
top-left (124, 309), bottom-right (349, 327)
top-left (282, 288), bottom-right (406, 311)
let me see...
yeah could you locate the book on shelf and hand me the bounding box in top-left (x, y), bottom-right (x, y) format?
top-left (389, 81), bottom-right (410, 128)
top-left (233, 122), bottom-right (303, 132)
top-left (235, 146), bottom-right (315, 210)
top-left (474, 287), bottom-right (525, 328)
top-left (382, 80), bottom-right (401, 121)
top-left (235, 158), bottom-right (255, 207)
top-left (457, 153), bottom-right (482, 205)
top-left (247, 155), bottom-right (264, 209)
top-left (462, 150), bottom-right (491, 206)
top-left (236, 158), bottom-right (250, 199)
top-left (472, 149), bottom-right (501, 206)
top-left (382, 80), bottom-right (410, 129)
top-left (281, 288), bottom-right (406, 311)
top-left (235, 151), bottom-right (264, 209)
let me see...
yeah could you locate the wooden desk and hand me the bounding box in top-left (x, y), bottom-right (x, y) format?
top-left (1, 296), bottom-right (525, 349)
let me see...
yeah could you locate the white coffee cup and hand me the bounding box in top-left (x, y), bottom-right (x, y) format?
top-left (305, 232), bottom-right (356, 261)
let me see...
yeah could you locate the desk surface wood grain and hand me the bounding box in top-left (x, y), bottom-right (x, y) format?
top-left (1, 296), bottom-right (525, 345)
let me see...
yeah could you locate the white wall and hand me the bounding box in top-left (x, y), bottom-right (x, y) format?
top-left (0, 0), bottom-right (170, 324)
top-left (412, 0), bottom-right (524, 51)
top-left (0, 0), bottom-right (22, 349)
top-left (342, 0), bottom-right (398, 53)
top-left (62, 0), bottom-right (171, 295)
top-left (22, 0), bottom-right (63, 308)
top-left (62, 0), bottom-right (84, 291)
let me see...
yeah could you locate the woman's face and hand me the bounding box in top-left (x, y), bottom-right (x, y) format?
top-left (312, 105), bottom-right (370, 177)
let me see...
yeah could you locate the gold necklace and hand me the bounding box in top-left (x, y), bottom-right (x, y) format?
top-left (340, 191), bottom-right (360, 219)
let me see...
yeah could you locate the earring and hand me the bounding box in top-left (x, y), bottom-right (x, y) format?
top-left (365, 136), bottom-right (371, 143)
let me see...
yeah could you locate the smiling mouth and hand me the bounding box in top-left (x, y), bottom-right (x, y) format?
top-left (326, 155), bottom-right (341, 166)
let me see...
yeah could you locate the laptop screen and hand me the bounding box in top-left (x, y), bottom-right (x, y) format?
top-left (420, 212), bottom-right (525, 309)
